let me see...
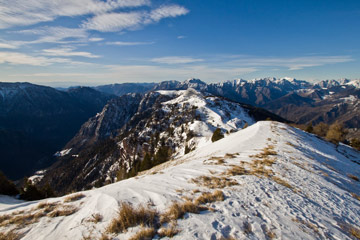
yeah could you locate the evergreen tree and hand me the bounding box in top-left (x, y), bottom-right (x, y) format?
top-left (0, 171), bottom-right (19, 196)
top-left (140, 153), bottom-right (152, 171)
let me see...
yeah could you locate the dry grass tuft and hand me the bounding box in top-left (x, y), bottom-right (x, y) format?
top-left (293, 218), bottom-right (319, 235)
top-left (47, 206), bottom-right (78, 218)
top-left (224, 153), bottom-right (238, 159)
top-left (191, 176), bottom-right (238, 189)
top-left (194, 190), bottom-right (224, 205)
top-left (272, 176), bottom-right (294, 190)
top-left (339, 222), bottom-right (360, 239)
top-left (158, 224), bottom-right (181, 238)
top-left (128, 227), bottom-right (156, 240)
top-left (351, 192), bottom-right (360, 201)
top-left (161, 201), bottom-right (199, 223)
top-left (64, 193), bottom-right (85, 202)
top-left (347, 174), bottom-right (359, 182)
top-left (226, 165), bottom-right (249, 176)
top-left (0, 231), bottom-right (21, 240)
top-left (107, 202), bottom-right (158, 233)
top-left (265, 229), bottom-right (276, 239)
top-left (90, 213), bottom-right (103, 223)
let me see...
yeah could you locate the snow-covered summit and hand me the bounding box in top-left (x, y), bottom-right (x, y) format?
top-left (1, 121), bottom-right (359, 239)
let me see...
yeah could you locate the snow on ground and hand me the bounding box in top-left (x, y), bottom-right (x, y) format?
top-left (1, 121), bottom-right (360, 239)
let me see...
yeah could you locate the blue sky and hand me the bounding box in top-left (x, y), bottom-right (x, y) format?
top-left (0, 0), bottom-right (359, 86)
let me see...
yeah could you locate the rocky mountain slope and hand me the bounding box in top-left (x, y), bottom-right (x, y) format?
top-left (0, 82), bottom-right (113, 180)
top-left (95, 78), bottom-right (360, 136)
top-left (38, 89), bottom-right (286, 194)
top-left (1, 121), bottom-right (359, 239)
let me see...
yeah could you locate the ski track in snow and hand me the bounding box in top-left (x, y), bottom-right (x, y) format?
top-left (1, 121), bottom-right (359, 239)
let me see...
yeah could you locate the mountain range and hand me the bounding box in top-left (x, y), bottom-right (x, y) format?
top-left (1, 77), bottom-right (359, 182)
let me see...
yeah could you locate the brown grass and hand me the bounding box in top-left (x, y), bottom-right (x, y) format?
top-left (194, 190), bottom-right (224, 205)
top-left (107, 202), bottom-right (158, 233)
top-left (265, 229), bottom-right (276, 239)
top-left (47, 206), bottom-right (78, 218)
top-left (226, 165), bottom-right (249, 176)
top-left (293, 218), bottom-right (319, 235)
top-left (191, 176), bottom-right (238, 188)
top-left (161, 201), bottom-right (199, 223)
top-left (90, 213), bottom-right (103, 223)
top-left (348, 174), bottom-right (359, 182)
top-left (0, 231), bottom-right (21, 240)
top-left (224, 153), bottom-right (238, 159)
top-left (128, 227), bottom-right (156, 240)
top-left (64, 193), bottom-right (85, 202)
top-left (158, 224), bottom-right (181, 238)
top-left (350, 226), bottom-right (360, 239)
top-left (351, 192), bottom-right (360, 201)
top-left (272, 176), bottom-right (294, 190)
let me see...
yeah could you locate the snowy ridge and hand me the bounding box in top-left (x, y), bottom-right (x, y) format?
top-left (1, 121), bottom-right (359, 239)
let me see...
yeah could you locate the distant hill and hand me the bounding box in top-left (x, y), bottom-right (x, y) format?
top-left (0, 82), bottom-right (113, 180)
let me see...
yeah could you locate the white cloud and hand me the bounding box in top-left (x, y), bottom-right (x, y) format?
top-left (106, 41), bottom-right (154, 46)
top-left (0, 42), bottom-right (18, 49)
top-left (0, 51), bottom-right (55, 66)
top-left (89, 37), bottom-right (104, 42)
top-left (0, 51), bottom-right (92, 66)
top-left (229, 55), bottom-right (353, 70)
top-left (151, 56), bottom-right (204, 64)
top-left (83, 12), bottom-right (144, 32)
top-left (149, 5), bottom-right (189, 22)
top-left (42, 46), bottom-right (100, 58)
top-left (82, 4), bottom-right (189, 32)
top-left (15, 26), bottom-right (89, 44)
top-left (177, 35), bottom-right (186, 39)
top-left (0, 0), bottom-right (150, 29)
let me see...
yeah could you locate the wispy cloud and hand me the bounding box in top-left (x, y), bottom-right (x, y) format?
top-left (82, 4), bottom-right (189, 32)
top-left (148, 5), bottom-right (189, 22)
top-left (0, 0), bottom-right (150, 29)
top-left (0, 51), bottom-right (92, 66)
top-left (89, 37), bottom-right (104, 42)
top-left (106, 41), bottom-right (154, 46)
top-left (151, 56), bottom-right (204, 64)
top-left (14, 26), bottom-right (89, 44)
top-left (0, 51), bottom-right (59, 66)
top-left (177, 35), bottom-right (186, 39)
top-left (42, 46), bottom-right (100, 58)
top-left (0, 42), bottom-right (18, 49)
top-left (229, 55), bottom-right (353, 70)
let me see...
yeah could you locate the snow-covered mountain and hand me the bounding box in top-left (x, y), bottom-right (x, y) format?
top-left (1, 121), bottom-right (359, 239)
top-left (39, 89), bottom-right (285, 194)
